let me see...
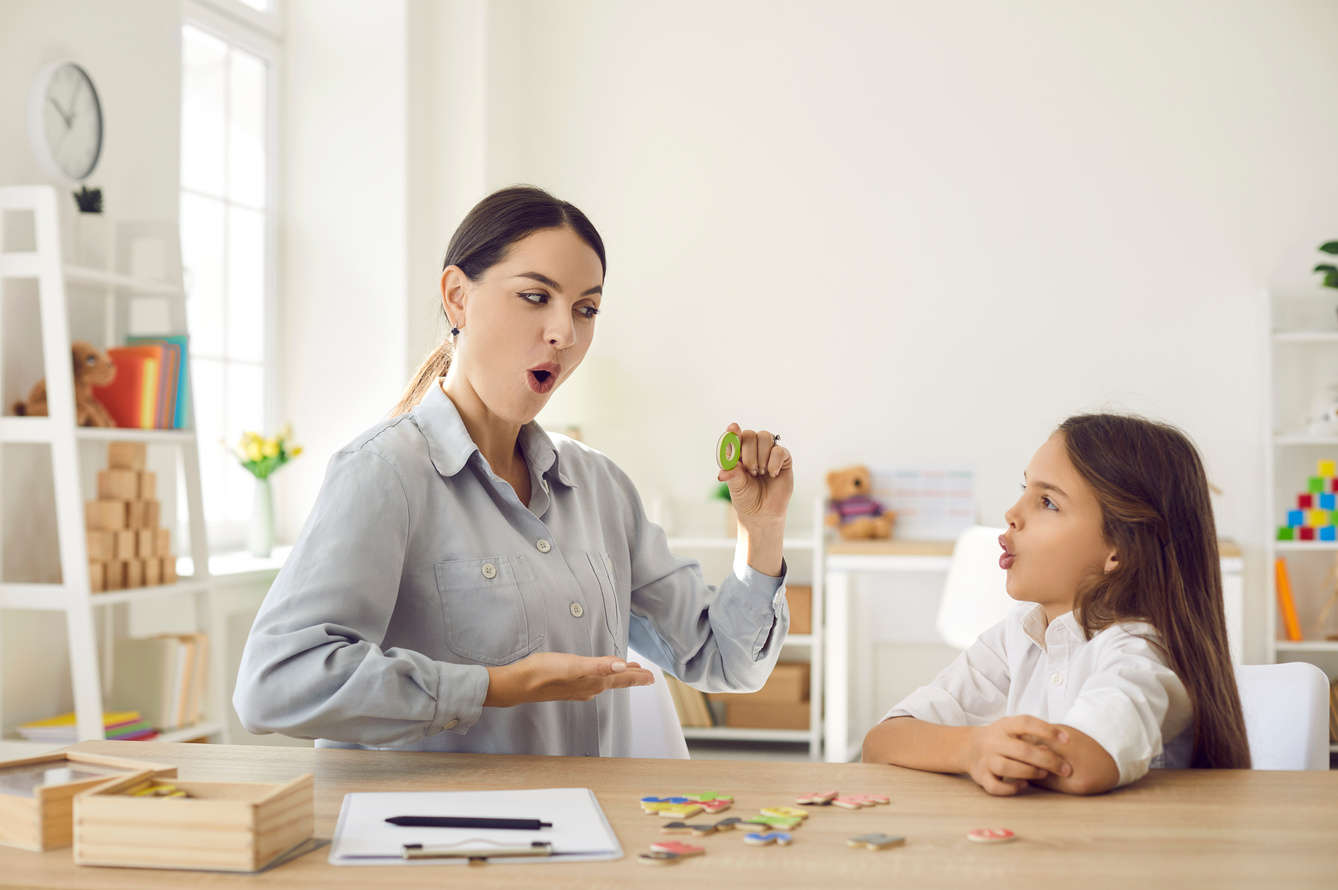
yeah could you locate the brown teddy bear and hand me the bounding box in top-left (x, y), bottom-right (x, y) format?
top-left (825, 464), bottom-right (895, 539)
top-left (11, 341), bottom-right (117, 427)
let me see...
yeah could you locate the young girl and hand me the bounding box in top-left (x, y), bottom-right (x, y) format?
top-left (862, 414), bottom-right (1250, 795)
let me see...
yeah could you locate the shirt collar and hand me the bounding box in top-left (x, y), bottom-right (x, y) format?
top-left (1017, 602), bottom-right (1084, 653)
top-left (411, 380), bottom-right (577, 488)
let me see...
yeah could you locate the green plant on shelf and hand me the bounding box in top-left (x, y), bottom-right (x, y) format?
top-left (1314, 241), bottom-right (1338, 288)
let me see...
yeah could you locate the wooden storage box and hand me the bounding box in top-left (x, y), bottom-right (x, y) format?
top-left (786, 585), bottom-right (812, 635)
top-left (74, 772), bottom-right (314, 872)
top-left (707, 661), bottom-right (810, 705)
top-left (724, 701), bottom-right (811, 730)
top-left (0, 752), bottom-right (175, 852)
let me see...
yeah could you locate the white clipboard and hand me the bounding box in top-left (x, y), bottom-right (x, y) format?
top-left (328, 788), bottom-right (623, 865)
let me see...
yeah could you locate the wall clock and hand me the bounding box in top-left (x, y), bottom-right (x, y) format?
top-left (27, 60), bottom-right (104, 182)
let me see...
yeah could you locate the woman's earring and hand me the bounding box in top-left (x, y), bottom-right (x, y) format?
top-left (448, 318), bottom-right (460, 337)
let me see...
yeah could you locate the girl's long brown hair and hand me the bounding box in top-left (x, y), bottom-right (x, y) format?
top-left (391, 185), bottom-right (606, 416)
top-left (1059, 414), bottom-right (1250, 769)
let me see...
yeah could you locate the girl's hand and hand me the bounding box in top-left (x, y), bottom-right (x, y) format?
top-left (718, 423), bottom-right (793, 533)
top-left (961, 715), bottom-right (1074, 796)
top-left (484, 653), bottom-right (655, 708)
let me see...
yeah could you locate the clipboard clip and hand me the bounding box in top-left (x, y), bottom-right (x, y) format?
top-left (401, 840), bottom-right (554, 861)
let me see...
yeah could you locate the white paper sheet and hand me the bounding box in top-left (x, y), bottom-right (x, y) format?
top-left (328, 788), bottom-right (622, 866)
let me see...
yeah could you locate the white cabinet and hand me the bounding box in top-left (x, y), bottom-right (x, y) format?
top-left (0, 185), bottom-right (224, 751)
top-left (1264, 289), bottom-right (1338, 755)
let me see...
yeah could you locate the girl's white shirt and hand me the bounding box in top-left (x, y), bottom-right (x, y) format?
top-left (884, 602), bottom-right (1194, 787)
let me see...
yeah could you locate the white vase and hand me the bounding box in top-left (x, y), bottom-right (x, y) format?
top-left (248, 477), bottom-right (274, 558)
top-left (75, 212), bottom-right (110, 268)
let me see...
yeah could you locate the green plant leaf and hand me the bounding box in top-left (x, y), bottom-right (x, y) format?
top-left (1321, 241), bottom-right (1338, 255)
top-left (1326, 271), bottom-right (1338, 289)
top-left (713, 482), bottom-right (732, 501)
top-left (1315, 264), bottom-right (1338, 274)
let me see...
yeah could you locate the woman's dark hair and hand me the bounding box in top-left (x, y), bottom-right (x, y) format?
top-left (1059, 413), bottom-right (1251, 769)
top-left (392, 185), bottom-right (606, 415)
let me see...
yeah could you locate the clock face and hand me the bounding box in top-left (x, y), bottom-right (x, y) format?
top-left (32, 62), bottom-right (103, 181)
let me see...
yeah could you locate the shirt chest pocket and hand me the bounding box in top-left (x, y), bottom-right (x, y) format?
top-left (435, 556), bottom-right (546, 665)
top-left (584, 551), bottom-right (622, 652)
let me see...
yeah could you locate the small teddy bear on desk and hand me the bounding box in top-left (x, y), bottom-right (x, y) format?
top-left (825, 465), bottom-right (895, 539)
top-left (10, 341), bottom-right (117, 427)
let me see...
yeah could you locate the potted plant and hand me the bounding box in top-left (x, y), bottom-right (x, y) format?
top-left (229, 427), bottom-right (301, 557)
top-left (1313, 242), bottom-right (1338, 322)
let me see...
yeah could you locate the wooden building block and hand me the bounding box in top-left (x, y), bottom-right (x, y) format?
top-left (86, 531), bottom-right (116, 563)
top-left (96, 470), bottom-right (139, 501)
top-left (724, 701), bottom-right (810, 730)
top-left (113, 531), bottom-right (137, 562)
top-left (144, 500), bottom-right (160, 529)
top-left (85, 501), bottom-right (127, 532)
top-left (124, 560), bottom-right (145, 589)
top-left (126, 502), bottom-right (146, 529)
top-left (155, 529), bottom-right (171, 556)
top-left (160, 557), bottom-right (178, 585)
top-left (143, 558), bottom-right (162, 586)
top-left (88, 562), bottom-right (105, 594)
top-left (107, 442), bottom-right (146, 470)
top-left (136, 529), bottom-right (156, 558)
top-left (104, 563), bottom-right (127, 592)
top-left (137, 471), bottom-right (156, 501)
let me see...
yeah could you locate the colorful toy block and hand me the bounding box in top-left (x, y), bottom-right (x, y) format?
top-left (1321, 526), bottom-right (1335, 542)
top-left (1321, 494), bottom-right (1335, 511)
top-left (1289, 510), bottom-right (1304, 528)
top-left (1299, 494), bottom-right (1315, 509)
top-left (1310, 477), bottom-right (1325, 494)
top-left (1320, 460), bottom-right (1336, 477)
top-left (1309, 510), bottom-right (1328, 527)
top-left (1279, 527), bottom-right (1295, 541)
top-left (1301, 527), bottom-right (1316, 541)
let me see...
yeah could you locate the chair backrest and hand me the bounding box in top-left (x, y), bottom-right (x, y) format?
top-left (936, 525), bottom-right (1014, 650)
top-left (1235, 662), bottom-right (1330, 770)
top-left (626, 648), bottom-right (689, 759)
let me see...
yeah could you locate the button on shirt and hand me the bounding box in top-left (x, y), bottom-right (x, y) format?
top-left (233, 381), bottom-right (789, 757)
top-left (883, 603), bottom-right (1193, 787)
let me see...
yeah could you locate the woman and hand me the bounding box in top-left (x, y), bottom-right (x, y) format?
top-left (233, 186), bottom-right (795, 756)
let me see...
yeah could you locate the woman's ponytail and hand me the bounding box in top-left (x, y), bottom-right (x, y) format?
top-left (391, 339), bottom-right (453, 416)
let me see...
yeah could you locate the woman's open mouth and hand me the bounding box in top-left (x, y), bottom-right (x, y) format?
top-left (999, 535), bottom-right (1014, 570)
top-left (527, 363), bottom-right (560, 394)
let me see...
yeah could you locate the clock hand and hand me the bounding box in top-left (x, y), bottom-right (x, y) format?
top-left (47, 95), bottom-right (72, 129)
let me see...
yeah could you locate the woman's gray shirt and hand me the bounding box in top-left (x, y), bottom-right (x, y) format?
top-left (232, 382), bottom-right (789, 756)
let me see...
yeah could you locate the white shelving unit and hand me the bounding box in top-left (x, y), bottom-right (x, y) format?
top-left (0, 185), bottom-right (224, 749)
top-left (664, 532), bottom-right (823, 759)
top-left (1263, 289), bottom-right (1338, 755)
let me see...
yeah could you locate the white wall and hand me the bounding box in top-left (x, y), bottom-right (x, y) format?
top-left (413, 0), bottom-right (1338, 672)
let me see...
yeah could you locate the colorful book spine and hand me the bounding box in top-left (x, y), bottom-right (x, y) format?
top-left (1275, 558), bottom-right (1303, 642)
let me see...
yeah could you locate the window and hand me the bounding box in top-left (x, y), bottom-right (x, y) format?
top-left (179, 2), bottom-right (279, 549)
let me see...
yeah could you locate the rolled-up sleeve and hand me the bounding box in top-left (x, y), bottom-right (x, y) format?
top-left (1059, 631), bottom-right (1191, 788)
top-left (232, 450), bottom-right (489, 746)
top-left (619, 481), bottom-right (788, 694)
top-left (882, 619), bottom-right (1012, 725)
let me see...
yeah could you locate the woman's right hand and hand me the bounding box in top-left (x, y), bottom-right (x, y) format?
top-left (483, 653), bottom-right (655, 708)
top-left (960, 715), bottom-right (1073, 796)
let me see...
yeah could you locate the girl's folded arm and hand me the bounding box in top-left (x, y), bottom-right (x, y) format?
top-left (862, 716), bottom-right (975, 771)
top-left (1029, 725), bottom-right (1120, 795)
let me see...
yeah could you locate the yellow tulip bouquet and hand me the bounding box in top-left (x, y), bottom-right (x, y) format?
top-left (230, 427), bottom-right (302, 480)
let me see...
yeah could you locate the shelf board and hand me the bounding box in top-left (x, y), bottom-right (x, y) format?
top-left (89, 578), bottom-right (211, 606)
top-left (1272, 330), bottom-right (1338, 342)
top-left (76, 427), bottom-right (196, 444)
top-left (680, 726), bottom-right (815, 743)
top-left (1275, 640), bottom-right (1338, 652)
top-left (1274, 433), bottom-right (1338, 445)
top-left (62, 264), bottom-right (185, 297)
top-left (1273, 542), bottom-right (1338, 552)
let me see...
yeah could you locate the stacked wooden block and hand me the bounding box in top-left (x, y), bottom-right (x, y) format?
top-left (83, 443), bottom-right (177, 593)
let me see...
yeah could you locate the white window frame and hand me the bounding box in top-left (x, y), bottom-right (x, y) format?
top-left (181, 0), bottom-right (282, 552)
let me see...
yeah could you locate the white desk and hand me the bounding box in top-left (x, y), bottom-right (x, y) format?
top-left (819, 537), bottom-right (1244, 763)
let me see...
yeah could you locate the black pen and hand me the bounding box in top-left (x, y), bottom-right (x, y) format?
top-left (385, 816), bottom-right (552, 830)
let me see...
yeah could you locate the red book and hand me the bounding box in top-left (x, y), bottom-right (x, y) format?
top-left (93, 347), bottom-right (162, 429)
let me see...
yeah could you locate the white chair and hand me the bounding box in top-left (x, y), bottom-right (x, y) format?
top-left (935, 526), bottom-right (1014, 650)
top-left (1235, 662), bottom-right (1330, 770)
top-left (626, 648), bottom-right (690, 759)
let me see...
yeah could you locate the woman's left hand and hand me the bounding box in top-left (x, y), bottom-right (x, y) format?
top-left (718, 423), bottom-right (793, 534)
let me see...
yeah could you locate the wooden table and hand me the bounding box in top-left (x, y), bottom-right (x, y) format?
top-left (2, 741), bottom-right (1335, 889)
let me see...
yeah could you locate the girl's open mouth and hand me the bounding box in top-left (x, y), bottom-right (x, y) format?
top-left (999, 535), bottom-right (1014, 570)
top-left (527, 363), bottom-right (560, 394)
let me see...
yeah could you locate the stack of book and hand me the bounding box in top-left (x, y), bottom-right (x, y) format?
top-left (109, 633), bottom-right (209, 732)
top-left (16, 711), bottom-right (157, 743)
top-left (91, 335), bottom-right (192, 430)
top-left (664, 674), bottom-right (716, 728)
